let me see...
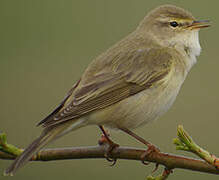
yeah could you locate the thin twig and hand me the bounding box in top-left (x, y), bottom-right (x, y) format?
top-left (173, 125), bottom-right (219, 168)
top-left (147, 168), bottom-right (173, 180)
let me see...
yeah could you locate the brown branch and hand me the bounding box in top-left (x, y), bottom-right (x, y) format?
top-left (1, 144), bottom-right (219, 175)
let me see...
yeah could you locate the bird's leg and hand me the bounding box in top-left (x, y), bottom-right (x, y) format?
top-left (98, 125), bottom-right (119, 165)
top-left (119, 127), bottom-right (160, 165)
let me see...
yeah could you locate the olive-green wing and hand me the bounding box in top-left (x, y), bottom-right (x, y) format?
top-left (39, 47), bottom-right (174, 127)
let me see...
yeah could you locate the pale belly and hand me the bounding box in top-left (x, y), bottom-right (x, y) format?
top-left (86, 74), bottom-right (185, 130)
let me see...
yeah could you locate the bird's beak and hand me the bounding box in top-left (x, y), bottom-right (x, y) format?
top-left (187, 20), bottom-right (211, 30)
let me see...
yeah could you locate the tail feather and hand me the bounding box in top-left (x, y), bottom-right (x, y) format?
top-left (4, 119), bottom-right (86, 176)
top-left (4, 127), bottom-right (59, 176)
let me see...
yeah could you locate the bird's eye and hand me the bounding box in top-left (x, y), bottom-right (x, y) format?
top-left (170, 21), bottom-right (179, 27)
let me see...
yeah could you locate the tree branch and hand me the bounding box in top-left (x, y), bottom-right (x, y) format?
top-left (1, 126), bottom-right (219, 178)
top-left (0, 144), bottom-right (218, 175)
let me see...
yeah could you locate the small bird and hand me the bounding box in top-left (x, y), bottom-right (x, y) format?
top-left (5, 4), bottom-right (210, 175)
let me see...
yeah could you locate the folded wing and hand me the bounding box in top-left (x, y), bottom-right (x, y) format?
top-left (38, 46), bottom-right (175, 127)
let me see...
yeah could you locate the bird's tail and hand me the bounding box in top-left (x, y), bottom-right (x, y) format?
top-left (4, 119), bottom-right (86, 176)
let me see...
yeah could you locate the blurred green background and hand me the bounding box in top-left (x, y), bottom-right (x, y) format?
top-left (0, 0), bottom-right (218, 179)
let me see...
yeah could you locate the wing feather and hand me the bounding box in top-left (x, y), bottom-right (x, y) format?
top-left (40, 46), bottom-right (174, 127)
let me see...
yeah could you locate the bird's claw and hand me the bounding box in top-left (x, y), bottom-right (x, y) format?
top-left (104, 142), bottom-right (119, 166)
top-left (105, 155), bottom-right (117, 166)
top-left (98, 132), bottom-right (119, 166)
top-left (140, 144), bottom-right (160, 166)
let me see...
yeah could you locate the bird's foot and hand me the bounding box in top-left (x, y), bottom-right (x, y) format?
top-left (98, 132), bottom-right (119, 166)
top-left (140, 144), bottom-right (160, 166)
